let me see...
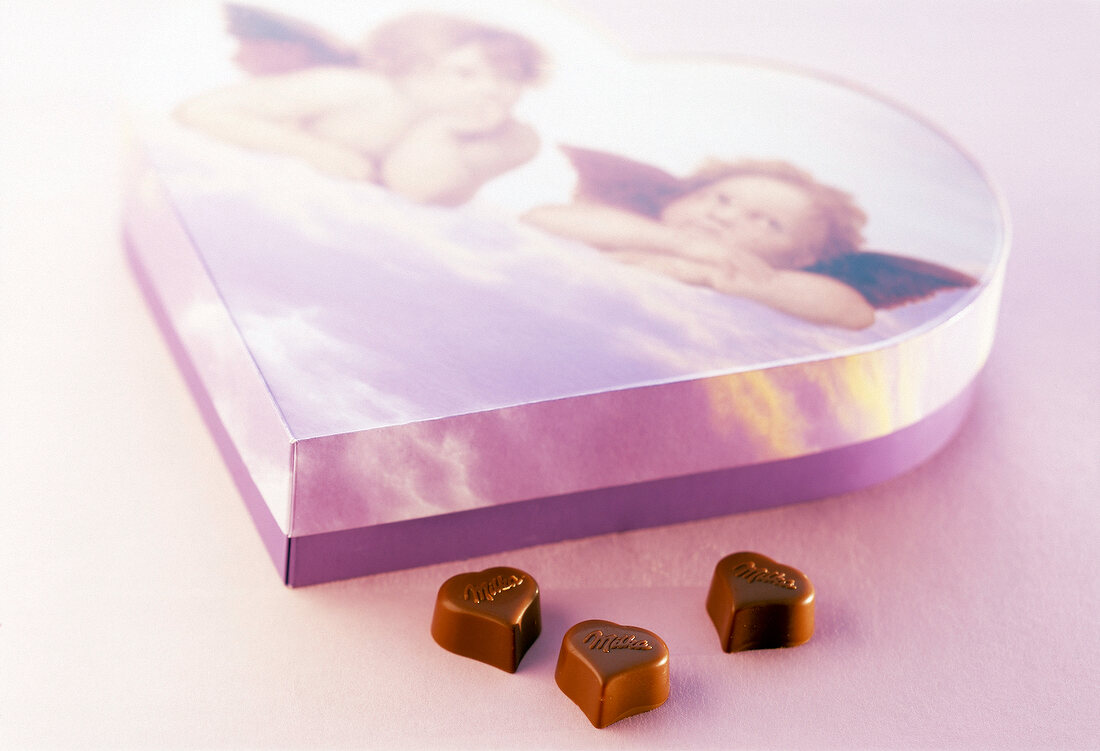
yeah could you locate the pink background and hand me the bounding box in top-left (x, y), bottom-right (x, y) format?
top-left (1, 1), bottom-right (1097, 748)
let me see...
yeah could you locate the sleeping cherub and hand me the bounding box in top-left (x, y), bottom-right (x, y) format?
top-left (524, 147), bottom-right (978, 329)
top-left (175, 4), bottom-right (547, 205)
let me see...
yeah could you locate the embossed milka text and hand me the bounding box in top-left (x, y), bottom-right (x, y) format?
top-left (463, 574), bottom-right (525, 604)
top-left (730, 560), bottom-right (798, 590)
top-left (582, 630), bottom-right (653, 653)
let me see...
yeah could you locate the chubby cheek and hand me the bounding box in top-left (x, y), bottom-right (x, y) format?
top-left (752, 237), bottom-right (822, 270)
top-left (755, 225), bottom-right (825, 269)
top-left (453, 79), bottom-right (520, 107)
top-left (490, 82), bottom-right (522, 107)
top-left (761, 246), bottom-right (807, 269)
top-left (756, 235), bottom-right (798, 261)
top-left (661, 203), bottom-right (707, 232)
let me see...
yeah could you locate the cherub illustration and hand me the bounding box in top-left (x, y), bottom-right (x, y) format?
top-left (175, 4), bottom-right (547, 205)
top-left (524, 147), bottom-right (978, 329)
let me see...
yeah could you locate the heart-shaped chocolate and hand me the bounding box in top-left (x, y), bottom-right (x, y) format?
top-left (431, 566), bottom-right (540, 672)
top-left (555, 619), bottom-right (669, 728)
top-left (706, 551), bottom-right (814, 652)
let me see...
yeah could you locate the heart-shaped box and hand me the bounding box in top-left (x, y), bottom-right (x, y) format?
top-left (123, 1), bottom-right (1007, 585)
top-left (555, 619), bottom-right (670, 728)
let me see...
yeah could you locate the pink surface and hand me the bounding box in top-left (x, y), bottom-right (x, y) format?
top-left (1, 1), bottom-right (1097, 748)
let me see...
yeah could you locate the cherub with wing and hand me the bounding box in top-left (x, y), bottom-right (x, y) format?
top-left (524, 147), bottom-right (977, 329)
top-left (175, 4), bottom-right (546, 205)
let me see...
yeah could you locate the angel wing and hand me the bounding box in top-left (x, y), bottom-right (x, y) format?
top-left (225, 3), bottom-right (360, 75)
top-left (804, 252), bottom-right (979, 309)
top-left (560, 145), bottom-right (687, 218)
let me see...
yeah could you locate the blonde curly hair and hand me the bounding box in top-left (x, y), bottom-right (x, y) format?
top-left (359, 13), bottom-right (548, 84)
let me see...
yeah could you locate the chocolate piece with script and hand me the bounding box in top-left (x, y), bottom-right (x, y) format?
top-left (555, 619), bottom-right (670, 728)
top-left (706, 551), bottom-right (814, 652)
top-left (431, 566), bottom-right (541, 672)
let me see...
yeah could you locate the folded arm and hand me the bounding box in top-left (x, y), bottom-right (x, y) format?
top-left (716, 267), bottom-right (875, 329)
top-left (525, 202), bottom-right (875, 329)
top-left (173, 68), bottom-right (377, 179)
top-left (523, 202), bottom-right (773, 279)
top-left (380, 118), bottom-right (539, 206)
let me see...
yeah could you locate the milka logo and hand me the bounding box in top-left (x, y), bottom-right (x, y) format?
top-left (582, 630), bottom-right (653, 653)
top-left (730, 560), bottom-right (798, 590)
top-left (463, 573), bottom-right (525, 604)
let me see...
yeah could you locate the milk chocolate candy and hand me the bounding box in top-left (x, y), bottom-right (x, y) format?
top-left (431, 566), bottom-right (541, 672)
top-left (555, 619), bottom-right (670, 728)
top-left (706, 551), bottom-right (814, 652)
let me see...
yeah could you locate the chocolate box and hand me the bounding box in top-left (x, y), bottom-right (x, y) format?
top-left (122, 1), bottom-right (1007, 585)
